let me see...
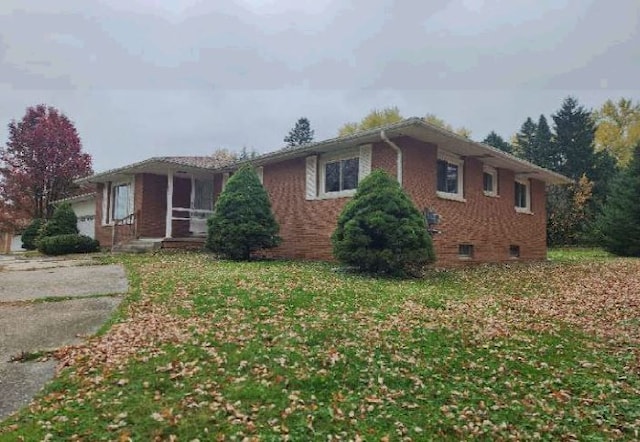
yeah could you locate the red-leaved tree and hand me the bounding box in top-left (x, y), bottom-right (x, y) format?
top-left (0, 105), bottom-right (93, 219)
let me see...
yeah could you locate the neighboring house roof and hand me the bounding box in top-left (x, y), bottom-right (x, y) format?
top-left (81, 118), bottom-right (572, 185)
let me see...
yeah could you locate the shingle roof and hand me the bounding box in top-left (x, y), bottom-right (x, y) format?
top-left (81, 118), bottom-right (572, 185)
top-left (158, 156), bottom-right (236, 169)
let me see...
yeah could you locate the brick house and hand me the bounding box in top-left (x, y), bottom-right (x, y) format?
top-left (80, 118), bottom-right (570, 266)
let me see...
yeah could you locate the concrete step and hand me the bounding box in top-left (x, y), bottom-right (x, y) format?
top-left (112, 240), bottom-right (161, 254)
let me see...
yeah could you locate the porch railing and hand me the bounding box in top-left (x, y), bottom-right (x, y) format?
top-left (111, 211), bottom-right (138, 251)
top-left (171, 207), bottom-right (214, 236)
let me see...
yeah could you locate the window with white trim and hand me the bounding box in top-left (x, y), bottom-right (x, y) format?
top-left (323, 156), bottom-right (359, 194)
top-left (514, 177), bottom-right (531, 212)
top-left (255, 166), bottom-right (264, 184)
top-left (102, 179), bottom-right (134, 225)
top-left (483, 165), bottom-right (498, 196)
top-left (306, 145), bottom-right (372, 200)
top-left (112, 183), bottom-right (131, 220)
top-left (436, 153), bottom-right (464, 201)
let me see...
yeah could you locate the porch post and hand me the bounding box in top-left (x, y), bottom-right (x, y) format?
top-left (165, 170), bottom-right (174, 238)
top-left (190, 176), bottom-right (196, 210)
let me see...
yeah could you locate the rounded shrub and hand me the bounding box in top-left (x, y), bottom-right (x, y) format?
top-left (21, 218), bottom-right (45, 250)
top-left (37, 234), bottom-right (100, 256)
top-left (332, 169), bottom-right (435, 276)
top-left (38, 202), bottom-right (79, 240)
top-left (206, 166), bottom-right (281, 260)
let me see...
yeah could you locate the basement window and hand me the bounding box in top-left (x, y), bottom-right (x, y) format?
top-left (509, 245), bottom-right (521, 258)
top-left (458, 244), bottom-right (474, 259)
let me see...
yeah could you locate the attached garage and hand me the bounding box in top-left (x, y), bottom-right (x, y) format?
top-left (60, 194), bottom-right (96, 239)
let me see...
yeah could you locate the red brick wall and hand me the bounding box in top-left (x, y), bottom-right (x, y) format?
top-left (262, 158), bottom-right (349, 260)
top-left (137, 173), bottom-right (167, 238)
top-left (399, 138), bottom-right (547, 265)
top-left (261, 137), bottom-right (547, 266)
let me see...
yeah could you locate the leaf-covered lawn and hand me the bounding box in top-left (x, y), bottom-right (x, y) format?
top-left (2, 251), bottom-right (640, 440)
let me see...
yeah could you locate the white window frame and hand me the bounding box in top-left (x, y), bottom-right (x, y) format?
top-left (255, 166), bottom-right (264, 185)
top-left (483, 165), bottom-right (498, 197)
top-left (436, 152), bottom-right (465, 202)
top-left (102, 178), bottom-right (134, 226)
top-left (309, 145), bottom-right (371, 200)
top-left (319, 150), bottom-right (360, 198)
top-left (514, 176), bottom-right (532, 214)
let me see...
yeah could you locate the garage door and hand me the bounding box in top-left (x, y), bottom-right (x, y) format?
top-left (78, 215), bottom-right (95, 239)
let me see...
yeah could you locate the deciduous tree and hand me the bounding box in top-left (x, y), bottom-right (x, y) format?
top-left (594, 98), bottom-right (640, 167)
top-left (338, 107), bottom-right (403, 136)
top-left (209, 148), bottom-right (238, 167)
top-left (0, 105), bottom-right (92, 219)
top-left (424, 113), bottom-right (472, 138)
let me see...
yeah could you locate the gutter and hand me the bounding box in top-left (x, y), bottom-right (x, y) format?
top-left (380, 130), bottom-right (403, 186)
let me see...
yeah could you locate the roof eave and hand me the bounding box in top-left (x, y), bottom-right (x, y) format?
top-left (76, 157), bottom-right (218, 184)
top-left (226, 118), bottom-right (572, 185)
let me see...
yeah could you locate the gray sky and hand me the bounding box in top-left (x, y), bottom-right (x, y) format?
top-left (1, 0), bottom-right (638, 171)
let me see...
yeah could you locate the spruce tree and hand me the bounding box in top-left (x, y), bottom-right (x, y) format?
top-left (284, 117), bottom-right (314, 147)
top-left (482, 131), bottom-right (513, 154)
top-left (552, 96), bottom-right (596, 180)
top-left (206, 166), bottom-right (281, 260)
top-left (332, 170), bottom-right (435, 276)
top-left (533, 115), bottom-right (558, 171)
top-left (597, 145), bottom-right (640, 256)
top-left (516, 117), bottom-right (537, 162)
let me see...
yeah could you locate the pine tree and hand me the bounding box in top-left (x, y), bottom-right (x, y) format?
top-left (515, 117), bottom-right (537, 162)
top-left (332, 170), bottom-right (435, 276)
top-left (482, 131), bottom-right (513, 154)
top-left (284, 117), bottom-right (314, 147)
top-left (597, 145), bottom-right (640, 256)
top-left (206, 166), bottom-right (281, 260)
top-left (532, 115), bottom-right (557, 170)
top-left (552, 96), bottom-right (596, 180)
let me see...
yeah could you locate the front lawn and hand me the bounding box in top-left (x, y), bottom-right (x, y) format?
top-left (2, 252), bottom-right (639, 440)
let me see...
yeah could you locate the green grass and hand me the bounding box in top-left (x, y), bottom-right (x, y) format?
top-left (2, 251), bottom-right (639, 440)
top-left (547, 246), bottom-right (615, 262)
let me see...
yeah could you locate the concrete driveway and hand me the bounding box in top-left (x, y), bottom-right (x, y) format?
top-left (0, 255), bottom-right (128, 420)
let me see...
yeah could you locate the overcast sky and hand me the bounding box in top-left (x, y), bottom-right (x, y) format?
top-left (1, 0), bottom-right (638, 171)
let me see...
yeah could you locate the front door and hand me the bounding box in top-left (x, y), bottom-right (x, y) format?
top-left (190, 178), bottom-right (214, 236)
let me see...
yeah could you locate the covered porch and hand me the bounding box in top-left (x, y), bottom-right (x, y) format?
top-left (81, 157), bottom-right (226, 250)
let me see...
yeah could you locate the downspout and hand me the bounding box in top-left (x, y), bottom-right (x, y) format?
top-left (380, 130), bottom-right (403, 186)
